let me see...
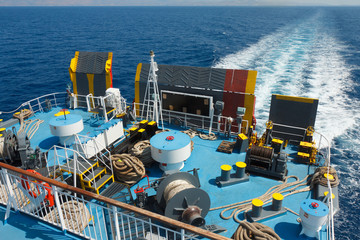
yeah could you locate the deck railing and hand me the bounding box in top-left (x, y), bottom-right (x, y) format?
top-left (133, 102), bottom-right (249, 136)
top-left (0, 162), bottom-right (230, 240)
top-left (0, 92), bottom-right (67, 118)
top-left (46, 145), bottom-right (101, 191)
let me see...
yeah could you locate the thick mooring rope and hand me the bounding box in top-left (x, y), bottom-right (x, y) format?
top-left (232, 221), bottom-right (281, 240)
top-left (0, 136), bottom-right (6, 160)
top-left (210, 175), bottom-right (310, 223)
top-left (155, 129), bottom-right (170, 134)
top-left (0, 182), bottom-right (29, 208)
top-left (311, 166), bottom-right (339, 188)
top-left (181, 129), bottom-right (217, 140)
top-left (44, 200), bottom-right (91, 233)
top-left (129, 140), bottom-right (155, 167)
top-left (111, 153), bottom-right (145, 185)
top-left (163, 179), bottom-right (195, 203)
top-left (13, 109), bottom-right (32, 120)
top-left (17, 119), bottom-right (44, 139)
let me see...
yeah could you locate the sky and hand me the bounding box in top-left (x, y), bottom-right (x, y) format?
top-left (0, 0), bottom-right (359, 6)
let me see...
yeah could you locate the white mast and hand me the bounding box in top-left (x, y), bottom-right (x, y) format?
top-left (141, 50), bottom-right (164, 130)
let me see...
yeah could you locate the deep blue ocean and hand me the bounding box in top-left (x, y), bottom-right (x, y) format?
top-left (0, 6), bottom-right (359, 239)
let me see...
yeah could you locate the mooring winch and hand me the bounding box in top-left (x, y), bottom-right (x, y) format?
top-left (155, 171), bottom-right (211, 227)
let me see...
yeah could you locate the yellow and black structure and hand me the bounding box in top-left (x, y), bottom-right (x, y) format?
top-left (234, 133), bottom-right (249, 153)
top-left (59, 158), bottom-right (114, 195)
top-left (297, 140), bottom-right (317, 164)
top-left (268, 94), bottom-right (319, 143)
top-left (69, 51), bottom-right (113, 97)
top-left (134, 63), bottom-right (257, 133)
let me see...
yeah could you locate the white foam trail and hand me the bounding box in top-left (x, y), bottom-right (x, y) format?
top-left (215, 11), bottom-right (360, 236)
top-left (214, 12), bottom-right (359, 146)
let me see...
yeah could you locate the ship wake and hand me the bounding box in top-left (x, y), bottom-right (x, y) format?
top-left (214, 9), bottom-right (360, 238)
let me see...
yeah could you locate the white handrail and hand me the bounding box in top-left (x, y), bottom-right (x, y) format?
top-left (0, 169), bottom-right (202, 240)
top-left (0, 92), bottom-right (66, 115)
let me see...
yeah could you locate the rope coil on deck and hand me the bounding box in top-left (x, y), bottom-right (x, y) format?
top-left (232, 221), bottom-right (281, 240)
top-left (13, 109), bottom-right (32, 120)
top-left (129, 140), bottom-right (155, 167)
top-left (163, 179), bottom-right (195, 203)
top-left (155, 129), bottom-right (170, 134)
top-left (311, 166), bottom-right (339, 188)
top-left (210, 175), bottom-right (311, 223)
top-left (44, 200), bottom-right (91, 233)
top-left (0, 182), bottom-right (29, 207)
top-left (181, 129), bottom-right (217, 141)
top-left (0, 136), bottom-right (5, 160)
top-left (111, 153), bottom-right (145, 185)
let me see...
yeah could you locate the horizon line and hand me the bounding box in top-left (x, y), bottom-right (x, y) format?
top-left (1, 5), bottom-right (360, 7)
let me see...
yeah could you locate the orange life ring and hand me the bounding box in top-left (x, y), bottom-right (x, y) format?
top-left (20, 170), bottom-right (54, 207)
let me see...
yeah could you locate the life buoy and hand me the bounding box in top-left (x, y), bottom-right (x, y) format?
top-left (20, 170), bottom-right (54, 207)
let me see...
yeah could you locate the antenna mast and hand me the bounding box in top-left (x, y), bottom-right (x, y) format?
top-left (141, 50), bottom-right (164, 129)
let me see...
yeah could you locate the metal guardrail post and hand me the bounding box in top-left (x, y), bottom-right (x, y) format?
top-left (112, 206), bottom-right (121, 240)
top-left (1, 169), bottom-right (19, 224)
top-left (53, 93), bottom-right (58, 106)
top-left (181, 228), bottom-right (185, 240)
top-left (52, 185), bottom-right (66, 232)
top-left (0, 162), bottom-right (230, 240)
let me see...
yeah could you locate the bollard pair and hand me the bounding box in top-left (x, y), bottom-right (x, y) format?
top-left (251, 193), bottom-right (284, 218)
top-left (216, 162), bottom-right (249, 187)
top-left (220, 162), bottom-right (246, 181)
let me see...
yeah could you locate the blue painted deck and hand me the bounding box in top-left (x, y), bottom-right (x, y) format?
top-left (0, 108), bottom-right (327, 239)
top-left (131, 125), bottom-right (324, 239)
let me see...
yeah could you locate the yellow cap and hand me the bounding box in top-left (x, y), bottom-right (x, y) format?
top-left (221, 165), bottom-right (232, 171)
top-left (324, 191), bottom-right (335, 199)
top-left (0, 128), bottom-right (6, 132)
top-left (129, 127), bottom-right (137, 131)
top-left (300, 141), bottom-right (313, 148)
top-left (324, 173), bottom-right (334, 180)
top-left (272, 138), bottom-right (283, 144)
top-left (140, 120), bottom-right (148, 124)
top-left (298, 152), bottom-right (310, 158)
top-left (0, 134), bottom-right (3, 137)
top-left (238, 133), bottom-right (248, 140)
top-left (149, 121), bottom-right (156, 125)
top-left (0, 119), bottom-right (3, 122)
top-left (252, 199), bottom-right (263, 207)
top-left (138, 128), bottom-right (145, 133)
top-left (236, 162), bottom-right (246, 168)
top-left (272, 193), bottom-right (284, 201)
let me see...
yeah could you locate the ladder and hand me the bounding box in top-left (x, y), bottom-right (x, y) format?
top-left (59, 157), bottom-right (114, 194)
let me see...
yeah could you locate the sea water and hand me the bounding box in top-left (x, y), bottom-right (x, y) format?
top-left (0, 6), bottom-right (359, 239)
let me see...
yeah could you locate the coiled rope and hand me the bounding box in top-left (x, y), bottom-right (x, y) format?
top-left (44, 200), bottom-right (91, 233)
top-left (155, 129), bottom-right (170, 134)
top-left (0, 182), bottom-right (29, 208)
top-left (210, 175), bottom-right (310, 223)
top-left (310, 166), bottom-right (339, 188)
top-left (129, 140), bottom-right (155, 167)
top-left (181, 129), bottom-right (217, 141)
top-left (12, 109), bottom-right (32, 120)
top-left (111, 153), bottom-right (145, 185)
top-left (0, 136), bottom-right (5, 160)
top-left (163, 179), bottom-right (195, 203)
top-left (232, 221), bottom-right (281, 240)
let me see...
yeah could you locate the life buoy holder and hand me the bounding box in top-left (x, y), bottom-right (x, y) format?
top-left (20, 170), bottom-right (54, 207)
